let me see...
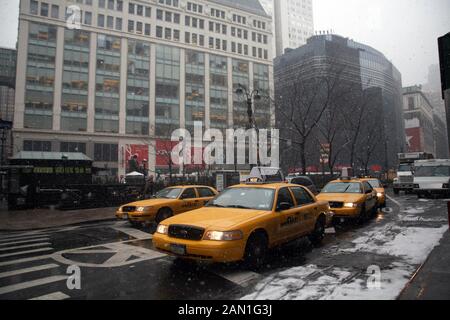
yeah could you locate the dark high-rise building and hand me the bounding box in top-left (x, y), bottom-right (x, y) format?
top-left (274, 34), bottom-right (405, 173)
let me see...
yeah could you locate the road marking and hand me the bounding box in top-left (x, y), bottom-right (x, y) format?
top-left (214, 270), bottom-right (260, 287)
top-left (386, 195), bottom-right (402, 208)
top-left (0, 247), bottom-right (53, 259)
top-left (0, 234), bottom-right (51, 243)
top-left (29, 291), bottom-right (70, 300)
top-left (0, 275), bottom-right (67, 295)
top-left (0, 238), bottom-right (50, 247)
top-left (0, 263), bottom-right (59, 279)
top-left (52, 242), bottom-right (165, 268)
top-left (0, 255), bottom-right (53, 267)
top-left (0, 242), bottom-right (51, 252)
top-left (113, 226), bottom-right (153, 240)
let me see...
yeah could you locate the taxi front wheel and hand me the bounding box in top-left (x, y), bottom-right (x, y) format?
top-left (156, 208), bottom-right (173, 224)
top-left (308, 217), bottom-right (325, 246)
top-left (244, 233), bottom-right (268, 270)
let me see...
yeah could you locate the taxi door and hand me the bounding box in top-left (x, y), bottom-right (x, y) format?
top-left (362, 182), bottom-right (377, 211)
top-left (195, 187), bottom-right (216, 208)
top-left (177, 187), bottom-right (199, 214)
top-left (274, 187), bottom-right (303, 244)
top-left (289, 186), bottom-right (318, 234)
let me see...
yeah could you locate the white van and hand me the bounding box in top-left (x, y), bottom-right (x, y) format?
top-left (413, 159), bottom-right (450, 198)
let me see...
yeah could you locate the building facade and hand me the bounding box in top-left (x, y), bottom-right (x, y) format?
top-left (403, 85), bottom-right (449, 159)
top-left (403, 86), bottom-right (435, 156)
top-left (0, 47), bottom-right (17, 164)
top-left (13, 0), bottom-right (274, 179)
top-left (274, 34), bottom-right (405, 173)
top-left (259, 0), bottom-right (314, 57)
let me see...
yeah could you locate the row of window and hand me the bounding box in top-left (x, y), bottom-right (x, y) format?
top-left (128, 2), bottom-right (151, 17)
top-left (24, 23), bottom-right (270, 133)
top-left (29, 1), bottom-right (270, 54)
top-left (98, 0), bottom-right (122, 11)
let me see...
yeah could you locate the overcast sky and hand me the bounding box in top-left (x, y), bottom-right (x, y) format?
top-left (0, 0), bottom-right (449, 86)
top-left (313, 0), bottom-right (450, 86)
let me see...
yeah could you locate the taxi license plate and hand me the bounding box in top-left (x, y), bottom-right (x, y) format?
top-left (122, 213), bottom-right (128, 220)
top-left (170, 244), bottom-right (186, 256)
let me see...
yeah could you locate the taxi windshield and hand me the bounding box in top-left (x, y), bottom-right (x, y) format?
top-left (321, 182), bottom-right (362, 194)
top-left (367, 180), bottom-right (381, 188)
top-left (207, 188), bottom-right (275, 211)
top-left (155, 188), bottom-right (183, 199)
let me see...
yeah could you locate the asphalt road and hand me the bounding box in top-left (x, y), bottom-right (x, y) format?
top-left (0, 191), bottom-right (448, 300)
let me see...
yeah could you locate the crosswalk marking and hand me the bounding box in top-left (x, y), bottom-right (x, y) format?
top-left (0, 247), bottom-right (53, 259)
top-left (113, 226), bottom-right (153, 240)
top-left (29, 291), bottom-right (70, 300)
top-left (0, 275), bottom-right (67, 295)
top-left (0, 238), bottom-right (50, 247)
top-left (0, 234), bottom-right (50, 243)
top-left (0, 254), bottom-right (53, 267)
top-left (0, 264), bottom-right (59, 279)
top-left (0, 242), bottom-right (51, 252)
top-left (213, 270), bottom-right (260, 287)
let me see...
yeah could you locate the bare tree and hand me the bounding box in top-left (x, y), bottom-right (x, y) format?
top-left (276, 60), bottom-right (345, 174)
top-left (340, 82), bottom-right (373, 173)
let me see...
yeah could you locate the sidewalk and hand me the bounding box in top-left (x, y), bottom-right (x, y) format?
top-left (0, 206), bottom-right (117, 231)
top-left (399, 230), bottom-right (450, 300)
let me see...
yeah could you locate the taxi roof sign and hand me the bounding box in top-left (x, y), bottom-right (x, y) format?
top-left (246, 167), bottom-right (285, 184)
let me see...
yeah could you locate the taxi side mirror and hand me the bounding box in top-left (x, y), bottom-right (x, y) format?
top-left (277, 202), bottom-right (293, 211)
top-left (366, 189), bottom-right (373, 194)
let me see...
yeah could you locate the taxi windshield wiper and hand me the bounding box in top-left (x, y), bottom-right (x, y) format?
top-left (225, 205), bottom-right (252, 209)
top-left (208, 204), bottom-right (226, 208)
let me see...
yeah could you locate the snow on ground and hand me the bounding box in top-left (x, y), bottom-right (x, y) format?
top-left (242, 263), bottom-right (414, 300)
top-left (242, 202), bottom-right (448, 300)
top-left (401, 207), bottom-right (425, 214)
top-left (340, 225), bottom-right (448, 264)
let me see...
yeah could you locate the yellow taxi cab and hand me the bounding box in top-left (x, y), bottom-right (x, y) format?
top-left (316, 178), bottom-right (378, 224)
top-left (360, 177), bottom-right (386, 209)
top-left (153, 176), bottom-right (332, 269)
top-left (116, 186), bottom-right (218, 226)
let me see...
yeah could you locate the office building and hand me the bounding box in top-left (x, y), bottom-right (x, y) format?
top-left (13, 0), bottom-right (274, 179)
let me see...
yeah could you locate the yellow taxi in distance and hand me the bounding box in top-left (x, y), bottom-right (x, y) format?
top-left (316, 178), bottom-right (378, 223)
top-left (116, 186), bottom-right (218, 226)
top-left (153, 182), bottom-right (332, 269)
top-left (360, 178), bottom-right (386, 209)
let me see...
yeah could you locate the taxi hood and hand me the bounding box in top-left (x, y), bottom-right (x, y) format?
top-left (124, 198), bottom-right (176, 207)
top-left (162, 207), bottom-right (269, 230)
top-left (316, 193), bottom-right (364, 203)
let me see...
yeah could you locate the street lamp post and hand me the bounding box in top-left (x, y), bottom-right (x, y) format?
top-left (235, 84), bottom-right (261, 130)
top-left (235, 84), bottom-right (262, 168)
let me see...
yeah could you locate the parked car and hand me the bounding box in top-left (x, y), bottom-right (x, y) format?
top-left (287, 176), bottom-right (318, 195)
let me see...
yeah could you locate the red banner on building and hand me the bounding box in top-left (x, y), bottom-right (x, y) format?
top-left (406, 127), bottom-right (422, 153)
top-left (125, 144), bottom-right (149, 173)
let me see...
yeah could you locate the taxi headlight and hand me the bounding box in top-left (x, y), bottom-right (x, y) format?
top-left (156, 224), bottom-right (168, 235)
top-left (344, 203), bottom-right (357, 208)
top-left (136, 206), bottom-right (153, 213)
top-left (203, 230), bottom-right (243, 241)
top-left (377, 193), bottom-right (383, 198)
